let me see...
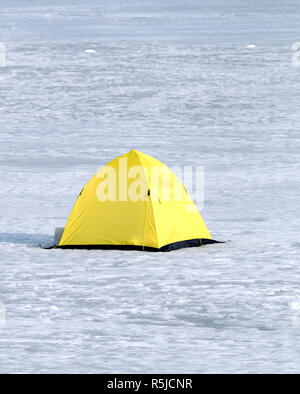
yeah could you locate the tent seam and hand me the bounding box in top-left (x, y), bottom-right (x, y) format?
top-left (133, 150), bottom-right (160, 249)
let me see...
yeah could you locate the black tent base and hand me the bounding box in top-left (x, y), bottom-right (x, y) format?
top-left (52, 238), bottom-right (224, 252)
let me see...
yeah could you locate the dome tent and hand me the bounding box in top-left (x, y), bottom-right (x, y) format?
top-left (55, 150), bottom-right (219, 252)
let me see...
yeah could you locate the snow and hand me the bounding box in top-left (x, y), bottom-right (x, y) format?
top-left (0, 0), bottom-right (300, 373)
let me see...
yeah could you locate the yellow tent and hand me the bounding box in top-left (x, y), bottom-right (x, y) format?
top-left (56, 150), bottom-right (218, 252)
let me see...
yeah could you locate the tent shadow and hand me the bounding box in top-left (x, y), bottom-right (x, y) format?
top-left (0, 233), bottom-right (53, 248)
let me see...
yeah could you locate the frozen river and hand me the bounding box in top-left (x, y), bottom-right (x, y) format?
top-left (0, 0), bottom-right (300, 373)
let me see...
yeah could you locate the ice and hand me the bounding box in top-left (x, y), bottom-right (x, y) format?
top-left (0, 0), bottom-right (300, 374)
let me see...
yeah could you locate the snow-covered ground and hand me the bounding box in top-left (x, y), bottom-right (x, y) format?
top-left (0, 0), bottom-right (300, 373)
